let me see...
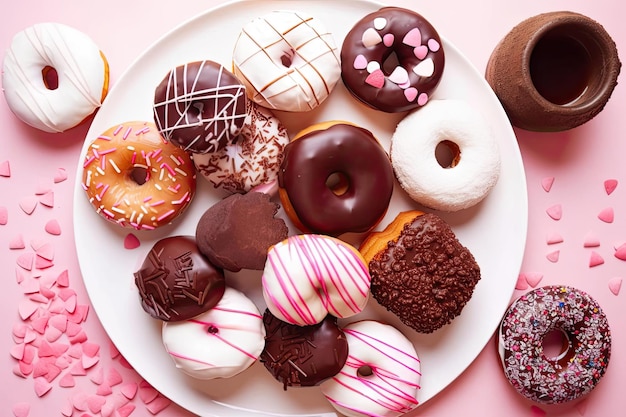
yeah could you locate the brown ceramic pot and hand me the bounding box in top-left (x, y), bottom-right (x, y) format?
top-left (486, 11), bottom-right (621, 132)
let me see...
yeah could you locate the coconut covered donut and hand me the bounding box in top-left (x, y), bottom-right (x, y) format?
top-left (391, 99), bottom-right (501, 211)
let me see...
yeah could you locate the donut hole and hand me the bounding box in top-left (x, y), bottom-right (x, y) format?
top-left (382, 51), bottom-right (400, 75)
top-left (325, 172), bottom-right (350, 196)
top-left (280, 49), bottom-right (296, 68)
top-left (206, 325), bottom-right (219, 334)
top-left (357, 365), bottom-right (374, 378)
top-left (42, 66), bottom-right (59, 90)
top-left (130, 167), bottom-right (149, 186)
top-left (542, 328), bottom-right (572, 362)
top-left (435, 140), bottom-right (461, 168)
top-left (189, 101), bottom-right (204, 119)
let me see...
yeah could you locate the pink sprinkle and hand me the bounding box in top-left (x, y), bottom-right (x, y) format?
top-left (150, 200), bottom-right (165, 207)
top-left (608, 277), bottom-right (622, 295)
top-left (135, 126), bottom-right (150, 135)
top-left (417, 92), bottom-right (428, 106)
top-left (541, 177), bottom-right (555, 192)
top-left (59, 372), bottom-right (75, 388)
top-left (525, 272), bottom-right (543, 288)
top-left (56, 270), bottom-right (70, 287)
top-left (82, 342), bottom-right (100, 357)
top-left (604, 179), bottom-right (618, 195)
top-left (83, 155), bottom-right (96, 168)
top-left (116, 404), bottom-right (136, 417)
top-left (427, 38), bottom-right (440, 52)
top-left (546, 204), bottom-right (562, 220)
top-left (172, 191), bottom-right (190, 205)
top-left (17, 252), bottom-right (34, 271)
top-left (45, 219), bottom-right (62, 236)
top-left (82, 354), bottom-right (100, 370)
top-left (120, 383), bottom-right (138, 400)
top-left (598, 207), bottom-right (614, 223)
top-left (614, 243), bottom-right (626, 261)
top-left (19, 197), bottom-right (38, 215)
top-left (546, 232), bottom-right (563, 245)
top-left (589, 251), bottom-right (604, 267)
top-left (34, 378), bottom-right (52, 397)
top-left (145, 396), bottom-right (171, 414)
top-left (54, 167), bottom-right (68, 183)
top-left (36, 243), bottom-right (54, 261)
top-left (0, 206), bottom-right (8, 225)
top-left (113, 125), bottom-right (125, 136)
top-left (123, 127), bottom-right (132, 139)
top-left (107, 367), bottom-right (123, 386)
top-left (12, 402), bottom-right (30, 417)
top-left (160, 162), bottom-right (176, 177)
top-left (156, 209), bottom-right (175, 222)
top-left (0, 160), bottom-right (11, 177)
top-left (546, 250), bottom-right (560, 263)
top-left (515, 273), bottom-right (528, 290)
top-left (583, 231), bottom-right (600, 248)
top-left (139, 385), bottom-right (159, 404)
top-left (95, 383), bottom-right (112, 396)
top-left (124, 233), bottom-right (141, 250)
top-left (86, 395), bottom-right (106, 414)
top-left (365, 69), bottom-right (385, 88)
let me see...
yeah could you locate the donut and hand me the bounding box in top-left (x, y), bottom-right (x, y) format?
top-left (2, 22), bottom-right (109, 133)
top-left (320, 320), bottom-right (421, 417)
top-left (81, 121), bottom-right (196, 230)
top-left (278, 122), bottom-right (394, 236)
top-left (341, 7), bottom-right (445, 113)
top-left (262, 234), bottom-right (371, 326)
top-left (195, 191), bottom-right (288, 272)
top-left (133, 236), bottom-right (225, 321)
top-left (193, 100), bottom-right (290, 194)
top-left (498, 285), bottom-right (611, 404)
top-left (232, 10), bottom-right (341, 112)
top-left (161, 287), bottom-right (265, 379)
top-left (153, 60), bottom-right (247, 154)
top-left (360, 210), bottom-right (481, 333)
top-left (391, 99), bottom-right (501, 211)
top-left (260, 310), bottom-right (348, 389)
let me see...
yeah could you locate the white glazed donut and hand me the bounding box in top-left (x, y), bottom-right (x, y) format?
top-left (262, 234), bottom-right (371, 326)
top-left (232, 10), bottom-right (341, 112)
top-left (193, 100), bottom-right (290, 194)
top-left (2, 22), bottom-right (109, 133)
top-left (320, 320), bottom-right (422, 417)
top-left (391, 99), bottom-right (501, 211)
top-left (161, 287), bottom-right (265, 379)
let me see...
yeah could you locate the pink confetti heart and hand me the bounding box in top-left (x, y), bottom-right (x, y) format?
top-left (417, 93), bottom-right (429, 106)
top-left (0, 160), bottom-right (10, 177)
top-left (71, 392), bottom-right (89, 411)
top-left (546, 250), bottom-right (560, 263)
top-left (120, 383), bottom-right (138, 400)
top-left (83, 342), bottom-right (101, 357)
top-left (525, 272), bottom-right (543, 288)
top-left (589, 251), bottom-right (604, 267)
top-left (9, 234), bottom-right (25, 249)
top-left (19, 197), bottom-right (38, 215)
top-left (427, 38), bottom-right (441, 52)
top-left (39, 191), bottom-right (54, 208)
top-left (608, 277), bottom-right (622, 295)
top-left (49, 314), bottom-right (68, 332)
top-left (35, 180), bottom-right (52, 196)
top-left (546, 232), bottom-right (563, 245)
top-left (56, 270), bottom-right (70, 287)
top-left (36, 243), bottom-right (54, 261)
top-left (0, 206), bottom-right (7, 225)
top-left (546, 204), bottom-right (562, 220)
top-left (404, 87), bottom-right (418, 102)
top-left (107, 367), bottom-right (123, 387)
top-left (17, 253), bottom-right (34, 271)
top-left (146, 396), bottom-right (172, 414)
top-left (12, 402), bottom-right (30, 417)
top-left (54, 168), bottom-right (68, 183)
top-left (614, 243), bottom-right (626, 261)
top-left (515, 273), bottom-right (528, 290)
top-left (365, 69), bottom-right (385, 88)
top-left (604, 179), bottom-right (618, 195)
top-left (10, 343), bottom-right (25, 360)
top-left (45, 327), bottom-right (63, 343)
top-left (89, 367), bottom-right (104, 385)
top-left (82, 354), bottom-right (100, 370)
top-left (583, 232), bottom-right (600, 248)
top-left (70, 361), bottom-right (87, 377)
top-left (361, 27), bottom-right (382, 47)
top-left (598, 207), bottom-right (614, 223)
top-left (383, 33), bottom-right (394, 47)
top-left (87, 395), bottom-right (107, 414)
top-left (35, 255), bottom-right (54, 270)
top-left (402, 27), bottom-right (422, 47)
top-left (117, 404), bottom-right (136, 417)
top-left (541, 177), bottom-right (555, 192)
top-left (59, 372), bottom-right (75, 388)
top-left (139, 385), bottom-right (159, 404)
top-left (413, 45), bottom-right (428, 60)
top-left (34, 378), bottom-right (52, 397)
top-left (353, 54), bottom-right (367, 70)
top-left (45, 219), bottom-right (62, 235)
top-left (61, 400), bottom-right (73, 417)
top-left (96, 383), bottom-right (113, 396)
top-left (18, 299), bottom-right (39, 320)
top-left (124, 233), bottom-right (140, 250)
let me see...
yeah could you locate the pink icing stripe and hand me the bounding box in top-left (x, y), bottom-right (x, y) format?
top-left (168, 351), bottom-right (215, 367)
top-left (188, 318), bottom-right (260, 360)
top-left (211, 306), bottom-right (262, 319)
top-left (345, 329), bottom-right (421, 375)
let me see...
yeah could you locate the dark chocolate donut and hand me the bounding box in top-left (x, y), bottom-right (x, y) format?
top-left (260, 310), bottom-right (348, 389)
top-left (153, 60), bottom-right (247, 154)
top-left (134, 236), bottom-right (225, 321)
top-left (341, 7), bottom-right (445, 112)
top-left (278, 122), bottom-right (394, 236)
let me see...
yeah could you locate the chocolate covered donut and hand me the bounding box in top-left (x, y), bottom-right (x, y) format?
top-left (134, 236), bottom-right (225, 321)
top-left (260, 310), bottom-right (348, 389)
top-left (341, 7), bottom-right (445, 112)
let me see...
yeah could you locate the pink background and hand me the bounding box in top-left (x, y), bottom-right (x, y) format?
top-left (0, 0), bottom-right (624, 416)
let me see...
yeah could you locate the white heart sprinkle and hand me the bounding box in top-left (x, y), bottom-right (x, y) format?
top-left (362, 28), bottom-right (382, 47)
top-left (373, 17), bottom-right (387, 30)
top-left (366, 61), bottom-right (381, 73)
top-left (413, 58), bottom-right (435, 77)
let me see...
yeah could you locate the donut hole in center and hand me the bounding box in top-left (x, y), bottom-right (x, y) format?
top-left (280, 48), bottom-right (296, 68)
top-left (207, 325), bottom-right (219, 334)
top-left (42, 66), bottom-right (59, 90)
top-left (189, 101), bottom-right (204, 119)
top-left (130, 166), bottom-right (149, 186)
top-left (542, 328), bottom-right (571, 362)
top-left (435, 140), bottom-right (461, 168)
top-left (382, 51), bottom-right (400, 76)
top-left (325, 172), bottom-right (350, 196)
top-left (357, 365), bottom-right (374, 378)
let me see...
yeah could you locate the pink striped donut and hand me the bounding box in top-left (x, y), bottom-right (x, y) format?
top-left (262, 234), bottom-right (371, 326)
top-left (161, 287), bottom-right (265, 379)
top-left (320, 320), bottom-right (422, 417)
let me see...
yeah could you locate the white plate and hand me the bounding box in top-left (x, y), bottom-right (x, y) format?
top-left (73, 1), bottom-right (528, 416)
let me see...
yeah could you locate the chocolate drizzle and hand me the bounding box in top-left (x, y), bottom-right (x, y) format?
top-left (261, 310), bottom-right (348, 389)
top-left (134, 236), bottom-right (225, 321)
top-left (368, 213), bottom-right (480, 333)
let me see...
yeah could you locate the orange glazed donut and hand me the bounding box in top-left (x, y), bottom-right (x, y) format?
top-left (81, 121), bottom-right (196, 230)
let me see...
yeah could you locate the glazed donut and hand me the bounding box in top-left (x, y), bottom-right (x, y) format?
top-left (153, 60), bottom-right (247, 154)
top-left (341, 7), bottom-right (445, 113)
top-left (2, 22), bottom-right (109, 133)
top-left (162, 287), bottom-right (265, 379)
top-left (391, 99), bottom-right (501, 211)
top-left (81, 121), bottom-right (196, 230)
top-left (320, 320), bottom-right (421, 417)
top-left (360, 210), bottom-right (481, 334)
top-left (193, 100), bottom-right (290, 194)
top-left (499, 285), bottom-right (611, 404)
top-left (262, 234), bottom-right (371, 326)
top-left (278, 122), bottom-right (394, 236)
top-left (232, 10), bottom-right (341, 112)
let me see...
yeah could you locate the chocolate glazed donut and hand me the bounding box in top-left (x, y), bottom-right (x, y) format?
top-left (278, 123), bottom-right (394, 236)
top-left (341, 7), bottom-right (445, 113)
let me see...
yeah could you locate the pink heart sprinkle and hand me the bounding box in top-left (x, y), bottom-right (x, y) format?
top-left (61, 400), bottom-right (73, 417)
top-left (404, 87), bottom-right (418, 102)
top-left (123, 233), bottom-right (140, 250)
top-left (19, 197), bottom-right (38, 215)
top-left (589, 251), bottom-right (604, 267)
top-left (39, 191), bottom-right (54, 208)
top-left (54, 168), bottom-right (68, 183)
top-left (583, 232), bottom-right (600, 248)
top-left (604, 179), bottom-right (618, 195)
top-left (614, 243), bottom-right (626, 261)
top-left (11, 343), bottom-right (25, 360)
top-left (546, 232), bottom-right (563, 245)
top-left (515, 273), bottom-right (528, 291)
top-left (402, 27), bottom-right (422, 47)
top-left (116, 404), bottom-right (136, 417)
top-left (96, 383), bottom-right (113, 396)
top-left (12, 402), bottom-right (30, 417)
top-left (107, 367), bottom-right (123, 387)
top-left (120, 383), bottom-right (138, 400)
top-left (139, 385), bottom-right (159, 404)
top-left (383, 33), bottom-right (394, 47)
top-left (45, 327), bottom-right (63, 343)
top-left (45, 219), bottom-right (62, 236)
top-left (35, 180), bottom-right (52, 196)
top-left (525, 272), bottom-right (543, 288)
top-left (0, 160), bottom-right (11, 177)
top-left (353, 54), bottom-right (367, 70)
top-left (608, 277), bottom-right (622, 295)
top-left (49, 315), bottom-right (68, 332)
top-left (546, 204), bottom-right (562, 220)
top-left (90, 367), bottom-right (104, 385)
top-left (541, 177), bottom-right (555, 192)
top-left (146, 396), bottom-right (172, 414)
top-left (0, 206), bottom-right (7, 225)
top-left (71, 392), bottom-right (89, 411)
top-left (417, 93), bottom-right (429, 106)
top-left (35, 256), bottom-right (54, 270)
top-left (34, 378), bottom-right (52, 397)
top-left (82, 355), bottom-right (100, 370)
top-left (365, 69), bottom-right (385, 89)
top-left (18, 299), bottom-right (39, 320)
top-left (546, 250), bottom-right (560, 263)
top-left (87, 395), bottom-right (106, 414)
top-left (428, 38), bottom-right (441, 52)
top-left (598, 207), bottom-right (614, 223)
top-left (36, 243), bottom-right (54, 261)
top-left (413, 45), bottom-right (428, 60)
top-left (9, 234), bottom-right (25, 249)
top-left (17, 253), bottom-right (34, 271)
top-left (83, 342), bottom-right (101, 358)
top-left (59, 372), bottom-right (75, 388)
top-left (56, 270), bottom-right (70, 287)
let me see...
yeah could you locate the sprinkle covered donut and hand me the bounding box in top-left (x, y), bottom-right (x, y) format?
top-left (81, 121), bottom-right (196, 230)
top-left (341, 7), bottom-right (445, 112)
top-left (2, 22), bottom-right (110, 133)
top-left (499, 286), bottom-right (611, 404)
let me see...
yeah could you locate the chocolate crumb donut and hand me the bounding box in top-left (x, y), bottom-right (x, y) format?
top-left (361, 211), bottom-right (481, 333)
